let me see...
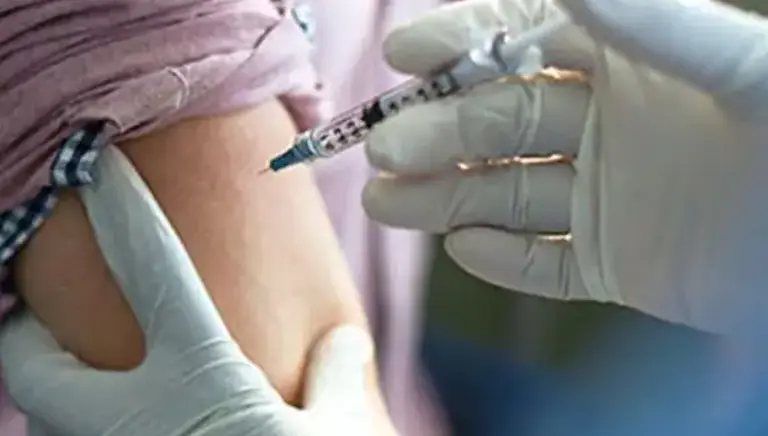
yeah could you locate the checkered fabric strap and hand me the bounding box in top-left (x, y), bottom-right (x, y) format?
top-left (0, 122), bottom-right (108, 266)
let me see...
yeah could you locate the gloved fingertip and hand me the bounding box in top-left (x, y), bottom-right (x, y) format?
top-left (364, 129), bottom-right (399, 173)
top-left (367, 100), bottom-right (462, 175)
top-left (444, 227), bottom-right (533, 293)
top-left (314, 325), bottom-right (374, 367)
top-left (361, 178), bottom-right (415, 230)
top-left (361, 179), bottom-right (386, 222)
top-left (444, 228), bottom-right (500, 270)
top-left (382, 26), bottom-right (457, 77)
top-left (303, 325), bottom-right (373, 407)
top-left (446, 228), bottom-right (590, 301)
top-left (0, 313), bottom-right (58, 359)
top-left (383, 0), bottom-right (505, 76)
top-left (381, 26), bottom-right (418, 74)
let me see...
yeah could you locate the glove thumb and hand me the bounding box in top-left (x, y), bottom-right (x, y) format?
top-left (302, 325), bottom-right (373, 410)
top-left (383, 1), bottom-right (509, 77)
top-left (557, 0), bottom-right (768, 111)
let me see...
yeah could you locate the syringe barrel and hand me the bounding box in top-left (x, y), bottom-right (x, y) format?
top-left (302, 20), bottom-right (569, 160)
top-left (308, 73), bottom-right (459, 158)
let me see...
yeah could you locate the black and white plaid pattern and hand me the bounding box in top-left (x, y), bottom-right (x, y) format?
top-left (0, 122), bottom-right (108, 288)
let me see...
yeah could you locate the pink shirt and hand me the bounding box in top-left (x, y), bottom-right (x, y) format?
top-left (310, 2), bottom-right (447, 435)
top-left (0, 1), bottom-right (446, 434)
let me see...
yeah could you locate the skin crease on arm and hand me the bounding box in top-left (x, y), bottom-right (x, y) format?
top-left (12, 100), bottom-right (394, 431)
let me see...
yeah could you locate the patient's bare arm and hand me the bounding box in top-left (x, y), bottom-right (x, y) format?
top-left (13, 100), bottom-right (392, 427)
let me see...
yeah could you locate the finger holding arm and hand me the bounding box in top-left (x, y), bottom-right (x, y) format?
top-left (0, 313), bottom-right (120, 434)
top-left (2, 143), bottom-right (381, 435)
top-left (0, 312), bottom-right (379, 436)
top-left (1, 144), bottom-right (284, 435)
top-left (1, 144), bottom-right (225, 428)
top-left (302, 325), bottom-right (375, 433)
top-left (79, 145), bottom-right (232, 353)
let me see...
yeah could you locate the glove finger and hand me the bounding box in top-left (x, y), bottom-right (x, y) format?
top-left (367, 79), bottom-right (590, 175)
top-left (79, 146), bottom-right (230, 353)
top-left (558, 0), bottom-right (768, 111)
top-left (445, 227), bottom-right (592, 300)
top-left (364, 163), bottom-right (572, 234)
top-left (384, 0), bottom-right (594, 78)
top-left (303, 325), bottom-right (373, 411)
top-left (0, 313), bottom-right (129, 432)
top-left (0, 313), bottom-right (92, 387)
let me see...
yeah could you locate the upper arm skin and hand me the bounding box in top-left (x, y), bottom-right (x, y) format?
top-left (12, 101), bottom-right (388, 417)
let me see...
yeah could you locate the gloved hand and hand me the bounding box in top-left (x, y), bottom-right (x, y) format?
top-left (364, 0), bottom-right (768, 338)
top-left (0, 146), bottom-right (376, 436)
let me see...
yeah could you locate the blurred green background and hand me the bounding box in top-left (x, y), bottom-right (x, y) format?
top-left (424, 236), bottom-right (626, 368)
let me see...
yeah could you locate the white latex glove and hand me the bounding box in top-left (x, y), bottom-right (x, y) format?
top-left (364, 0), bottom-right (768, 338)
top-left (0, 146), bottom-right (376, 436)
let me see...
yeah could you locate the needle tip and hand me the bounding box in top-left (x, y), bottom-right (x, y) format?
top-left (257, 167), bottom-right (272, 176)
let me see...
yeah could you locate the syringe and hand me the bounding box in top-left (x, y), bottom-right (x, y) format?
top-left (260, 16), bottom-right (570, 174)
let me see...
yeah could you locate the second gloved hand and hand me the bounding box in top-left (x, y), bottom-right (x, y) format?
top-left (0, 146), bottom-right (376, 436)
top-left (363, 0), bottom-right (768, 338)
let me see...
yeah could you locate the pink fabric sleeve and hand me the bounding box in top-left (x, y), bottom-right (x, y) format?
top-left (0, 0), bottom-right (327, 212)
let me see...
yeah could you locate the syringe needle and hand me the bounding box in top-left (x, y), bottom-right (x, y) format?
top-left (257, 167), bottom-right (271, 176)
